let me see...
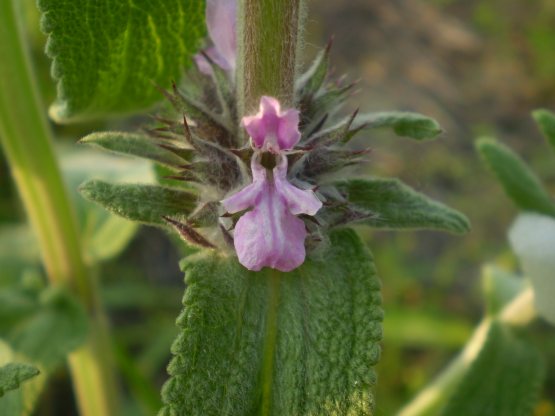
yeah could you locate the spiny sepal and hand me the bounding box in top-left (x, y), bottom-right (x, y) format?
top-left (295, 37), bottom-right (333, 98)
top-left (80, 131), bottom-right (192, 168)
top-left (80, 39), bottom-right (465, 255)
top-left (162, 216), bottom-right (216, 249)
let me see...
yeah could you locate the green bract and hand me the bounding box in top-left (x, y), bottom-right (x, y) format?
top-left (353, 112), bottom-right (442, 141)
top-left (79, 42), bottom-right (468, 250)
top-left (333, 178), bottom-right (470, 234)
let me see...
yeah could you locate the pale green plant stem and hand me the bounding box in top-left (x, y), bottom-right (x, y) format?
top-left (236, 2), bottom-right (303, 413)
top-left (396, 287), bottom-right (536, 416)
top-left (237, 0), bottom-right (303, 116)
top-left (0, 1), bottom-right (119, 415)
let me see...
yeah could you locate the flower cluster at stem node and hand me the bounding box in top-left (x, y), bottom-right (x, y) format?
top-left (222, 96), bottom-right (322, 272)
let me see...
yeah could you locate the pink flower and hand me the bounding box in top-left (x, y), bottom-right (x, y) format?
top-left (242, 96), bottom-right (301, 152)
top-left (222, 96), bottom-right (322, 272)
top-left (223, 156), bottom-right (322, 271)
top-left (195, 0), bottom-right (236, 74)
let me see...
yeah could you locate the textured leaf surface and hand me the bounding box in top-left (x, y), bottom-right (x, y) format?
top-left (440, 322), bottom-right (544, 416)
top-left (509, 213), bottom-right (555, 325)
top-left (334, 178), bottom-right (470, 234)
top-left (477, 138), bottom-right (555, 216)
top-left (80, 132), bottom-right (187, 167)
top-left (38, 0), bottom-right (205, 121)
top-left (160, 229), bottom-right (383, 416)
top-left (355, 112), bottom-right (442, 140)
top-left (79, 180), bottom-right (197, 225)
top-left (533, 109), bottom-right (555, 151)
top-left (0, 363), bottom-right (39, 398)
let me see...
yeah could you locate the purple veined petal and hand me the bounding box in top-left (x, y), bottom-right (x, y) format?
top-left (242, 96), bottom-right (279, 149)
top-left (221, 158), bottom-right (267, 213)
top-left (277, 108), bottom-right (301, 150)
top-left (242, 114), bottom-right (268, 149)
top-left (274, 156), bottom-right (322, 216)
top-left (223, 153), bottom-right (316, 272)
top-left (206, 0), bottom-right (237, 71)
top-left (242, 96), bottom-right (301, 152)
top-left (232, 181), bottom-right (308, 272)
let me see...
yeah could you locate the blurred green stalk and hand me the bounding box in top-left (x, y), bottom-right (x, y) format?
top-left (397, 287), bottom-right (536, 416)
top-left (0, 1), bottom-right (119, 415)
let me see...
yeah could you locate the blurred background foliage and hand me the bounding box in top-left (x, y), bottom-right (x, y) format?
top-left (0, 0), bottom-right (554, 414)
top-left (306, 1), bottom-right (555, 414)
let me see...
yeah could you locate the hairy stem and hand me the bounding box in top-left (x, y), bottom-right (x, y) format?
top-left (396, 287), bottom-right (536, 416)
top-left (237, 0), bottom-right (303, 117)
top-left (0, 1), bottom-right (119, 415)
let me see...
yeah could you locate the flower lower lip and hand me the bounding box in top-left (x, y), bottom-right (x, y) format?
top-left (222, 103), bottom-right (322, 272)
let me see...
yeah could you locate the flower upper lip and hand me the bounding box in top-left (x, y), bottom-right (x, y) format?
top-left (242, 96), bottom-right (301, 152)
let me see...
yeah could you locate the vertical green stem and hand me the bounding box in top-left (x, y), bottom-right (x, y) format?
top-left (0, 1), bottom-right (119, 415)
top-left (236, 3), bottom-right (304, 412)
top-left (237, 0), bottom-right (304, 116)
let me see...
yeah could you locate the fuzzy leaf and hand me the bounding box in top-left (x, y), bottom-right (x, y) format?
top-left (334, 178), bottom-right (470, 234)
top-left (38, 0), bottom-right (206, 121)
top-left (80, 180), bottom-right (197, 225)
top-left (0, 363), bottom-right (39, 398)
top-left (296, 42), bottom-right (330, 96)
top-left (533, 109), bottom-right (555, 151)
top-left (80, 132), bottom-right (188, 167)
top-left (159, 229), bottom-right (383, 416)
top-left (477, 138), bottom-right (555, 216)
top-left (509, 213), bottom-right (555, 325)
top-left (440, 322), bottom-right (544, 416)
top-left (355, 112), bottom-right (442, 141)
